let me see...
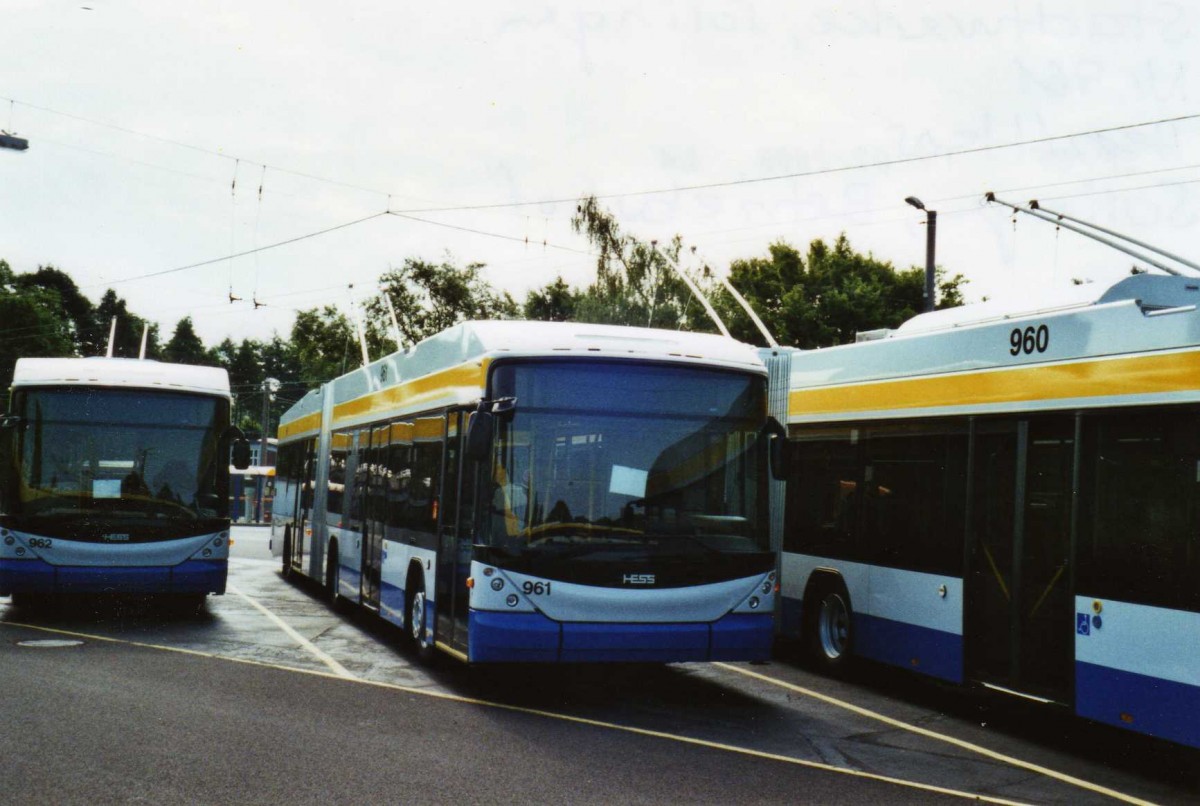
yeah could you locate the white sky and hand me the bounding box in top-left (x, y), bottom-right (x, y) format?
top-left (2, 1), bottom-right (1199, 348)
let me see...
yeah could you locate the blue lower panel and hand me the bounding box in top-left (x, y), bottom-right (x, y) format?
top-left (0, 557), bottom-right (226, 595)
top-left (468, 610), bottom-right (774, 663)
top-left (562, 622), bottom-right (709, 662)
top-left (380, 579), bottom-right (406, 627)
top-left (710, 613), bottom-right (773, 662)
top-left (855, 613), bottom-right (963, 683)
top-left (1076, 661), bottom-right (1200, 748)
top-left (470, 610), bottom-right (562, 662)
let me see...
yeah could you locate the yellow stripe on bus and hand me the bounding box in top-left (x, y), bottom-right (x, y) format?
top-left (789, 349), bottom-right (1200, 418)
top-left (333, 361), bottom-right (487, 426)
top-left (278, 410), bottom-right (322, 441)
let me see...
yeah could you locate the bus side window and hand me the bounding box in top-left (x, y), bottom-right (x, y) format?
top-left (785, 434), bottom-right (861, 561)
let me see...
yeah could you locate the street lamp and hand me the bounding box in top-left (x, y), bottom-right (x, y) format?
top-left (905, 196), bottom-right (937, 313)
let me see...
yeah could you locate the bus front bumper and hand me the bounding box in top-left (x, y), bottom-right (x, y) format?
top-left (0, 558), bottom-right (227, 596)
top-left (467, 610), bottom-right (773, 663)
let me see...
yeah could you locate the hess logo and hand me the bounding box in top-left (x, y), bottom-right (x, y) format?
top-left (622, 573), bottom-right (655, 585)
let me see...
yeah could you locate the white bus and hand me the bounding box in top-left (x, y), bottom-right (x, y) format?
top-left (0, 357), bottom-right (248, 609)
top-left (771, 273), bottom-right (1200, 748)
top-left (271, 320), bottom-right (778, 663)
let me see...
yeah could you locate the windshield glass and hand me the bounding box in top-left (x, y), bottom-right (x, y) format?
top-left (483, 361), bottom-right (769, 560)
top-left (8, 387), bottom-right (228, 538)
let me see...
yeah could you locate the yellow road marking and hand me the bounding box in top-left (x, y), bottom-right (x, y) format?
top-left (715, 663), bottom-right (1155, 806)
top-left (1, 619), bottom-right (1026, 805)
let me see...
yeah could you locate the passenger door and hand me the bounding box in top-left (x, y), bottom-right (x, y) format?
top-left (966, 417), bottom-right (1074, 703)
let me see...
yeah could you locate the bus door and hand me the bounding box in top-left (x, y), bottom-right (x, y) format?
top-left (967, 417), bottom-right (1075, 703)
top-left (295, 438), bottom-right (316, 573)
top-left (436, 412), bottom-right (471, 652)
top-left (361, 425), bottom-right (389, 609)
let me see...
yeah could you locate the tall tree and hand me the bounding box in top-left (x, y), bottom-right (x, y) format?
top-left (162, 316), bottom-right (210, 365)
top-left (95, 289), bottom-right (160, 358)
top-left (710, 236), bottom-right (966, 348)
top-left (14, 265), bottom-right (105, 356)
top-left (290, 305), bottom-right (356, 383)
top-left (571, 197), bottom-right (692, 329)
top-left (0, 260), bottom-right (75, 388)
top-left (523, 276), bottom-right (579, 322)
top-left (365, 256), bottom-right (519, 348)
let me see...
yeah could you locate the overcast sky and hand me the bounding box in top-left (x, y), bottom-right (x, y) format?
top-left (2, 1), bottom-right (1199, 348)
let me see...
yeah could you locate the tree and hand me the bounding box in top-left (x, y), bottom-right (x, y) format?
top-left (0, 260), bottom-right (75, 388)
top-left (364, 256), bottom-right (519, 349)
top-left (95, 289), bottom-right (160, 358)
top-left (570, 196), bottom-right (693, 329)
top-left (14, 265), bottom-right (105, 356)
top-left (713, 236), bottom-right (966, 348)
top-left (162, 316), bottom-right (210, 365)
top-left (290, 305), bottom-right (356, 383)
top-left (523, 276), bottom-right (579, 322)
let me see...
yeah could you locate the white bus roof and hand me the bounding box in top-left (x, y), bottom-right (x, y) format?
top-left (11, 357), bottom-right (232, 398)
top-left (278, 320), bottom-right (765, 438)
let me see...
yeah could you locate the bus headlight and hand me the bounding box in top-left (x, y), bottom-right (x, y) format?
top-left (748, 596), bottom-right (760, 609)
top-left (3, 536), bottom-right (13, 546)
top-left (202, 549), bottom-right (212, 557)
top-left (762, 581), bottom-right (772, 594)
top-left (491, 578), bottom-right (505, 591)
top-left (506, 594), bottom-right (519, 608)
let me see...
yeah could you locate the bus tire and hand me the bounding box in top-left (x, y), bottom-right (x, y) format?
top-left (281, 528), bottom-right (293, 582)
top-left (405, 568), bottom-right (436, 665)
top-left (804, 576), bottom-right (854, 674)
top-left (326, 543), bottom-right (348, 613)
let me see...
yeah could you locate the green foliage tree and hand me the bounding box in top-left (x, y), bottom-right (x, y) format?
top-left (95, 289), bottom-right (160, 359)
top-left (14, 265), bottom-right (105, 356)
top-left (711, 236), bottom-right (966, 348)
top-left (570, 197), bottom-right (692, 328)
top-left (162, 316), bottom-right (211, 365)
top-left (364, 256), bottom-right (519, 348)
top-left (0, 260), bottom-right (75, 388)
top-left (290, 305), bottom-right (356, 383)
top-left (523, 276), bottom-right (579, 322)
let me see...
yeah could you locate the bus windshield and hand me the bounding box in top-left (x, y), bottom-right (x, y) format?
top-left (8, 387), bottom-right (228, 539)
top-left (483, 361), bottom-right (769, 560)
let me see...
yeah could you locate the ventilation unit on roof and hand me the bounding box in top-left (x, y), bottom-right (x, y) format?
top-left (855, 328), bottom-right (894, 343)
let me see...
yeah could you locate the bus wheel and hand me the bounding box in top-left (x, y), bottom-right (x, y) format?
top-left (281, 528), bottom-right (293, 581)
top-left (806, 578), bottom-right (854, 674)
top-left (326, 544), bottom-right (347, 613)
top-left (405, 574), bottom-right (436, 664)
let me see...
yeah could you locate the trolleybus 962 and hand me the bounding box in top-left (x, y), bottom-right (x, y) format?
top-left (271, 320), bottom-right (779, 664)
top-left (0, 357), bottom-right (249, 609)
top-left (770, 273), bottom-right (1200, 749)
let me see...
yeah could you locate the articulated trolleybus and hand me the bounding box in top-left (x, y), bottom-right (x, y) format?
top-left (772, 273), bottom-right (1200, 748)
top-left (0, 358), bottom-right (244, 608)
top-left (271, 321), bottom-right (777, 663)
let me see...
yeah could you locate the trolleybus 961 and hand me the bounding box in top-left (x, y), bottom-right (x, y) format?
top-left (0, 357), bottom-right (249, 609)
top-left (271, 320), bottom-right (779, 663)
top-left (770, 273), bottom-right (1200, 749)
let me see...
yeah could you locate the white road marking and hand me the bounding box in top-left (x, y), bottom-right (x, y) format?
top-left (715, 663), bottom-right (1155, 806)
top-left (227, 583), bottom-right (357, 680)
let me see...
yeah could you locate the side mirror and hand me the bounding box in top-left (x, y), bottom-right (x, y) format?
top-left (765, 416), bottom-right (788, 480)
top-left (465, 410), bottom-right (493, 462)
top-left (232, 439), bottom-right (252, 470)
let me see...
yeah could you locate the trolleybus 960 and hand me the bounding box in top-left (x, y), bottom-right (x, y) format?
top-left (771, 273), bottom-right (1200, 749)
top-left (271, 320), bottom-right (779, 664)
top-left (0, 357), bottom-right (249, 609)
